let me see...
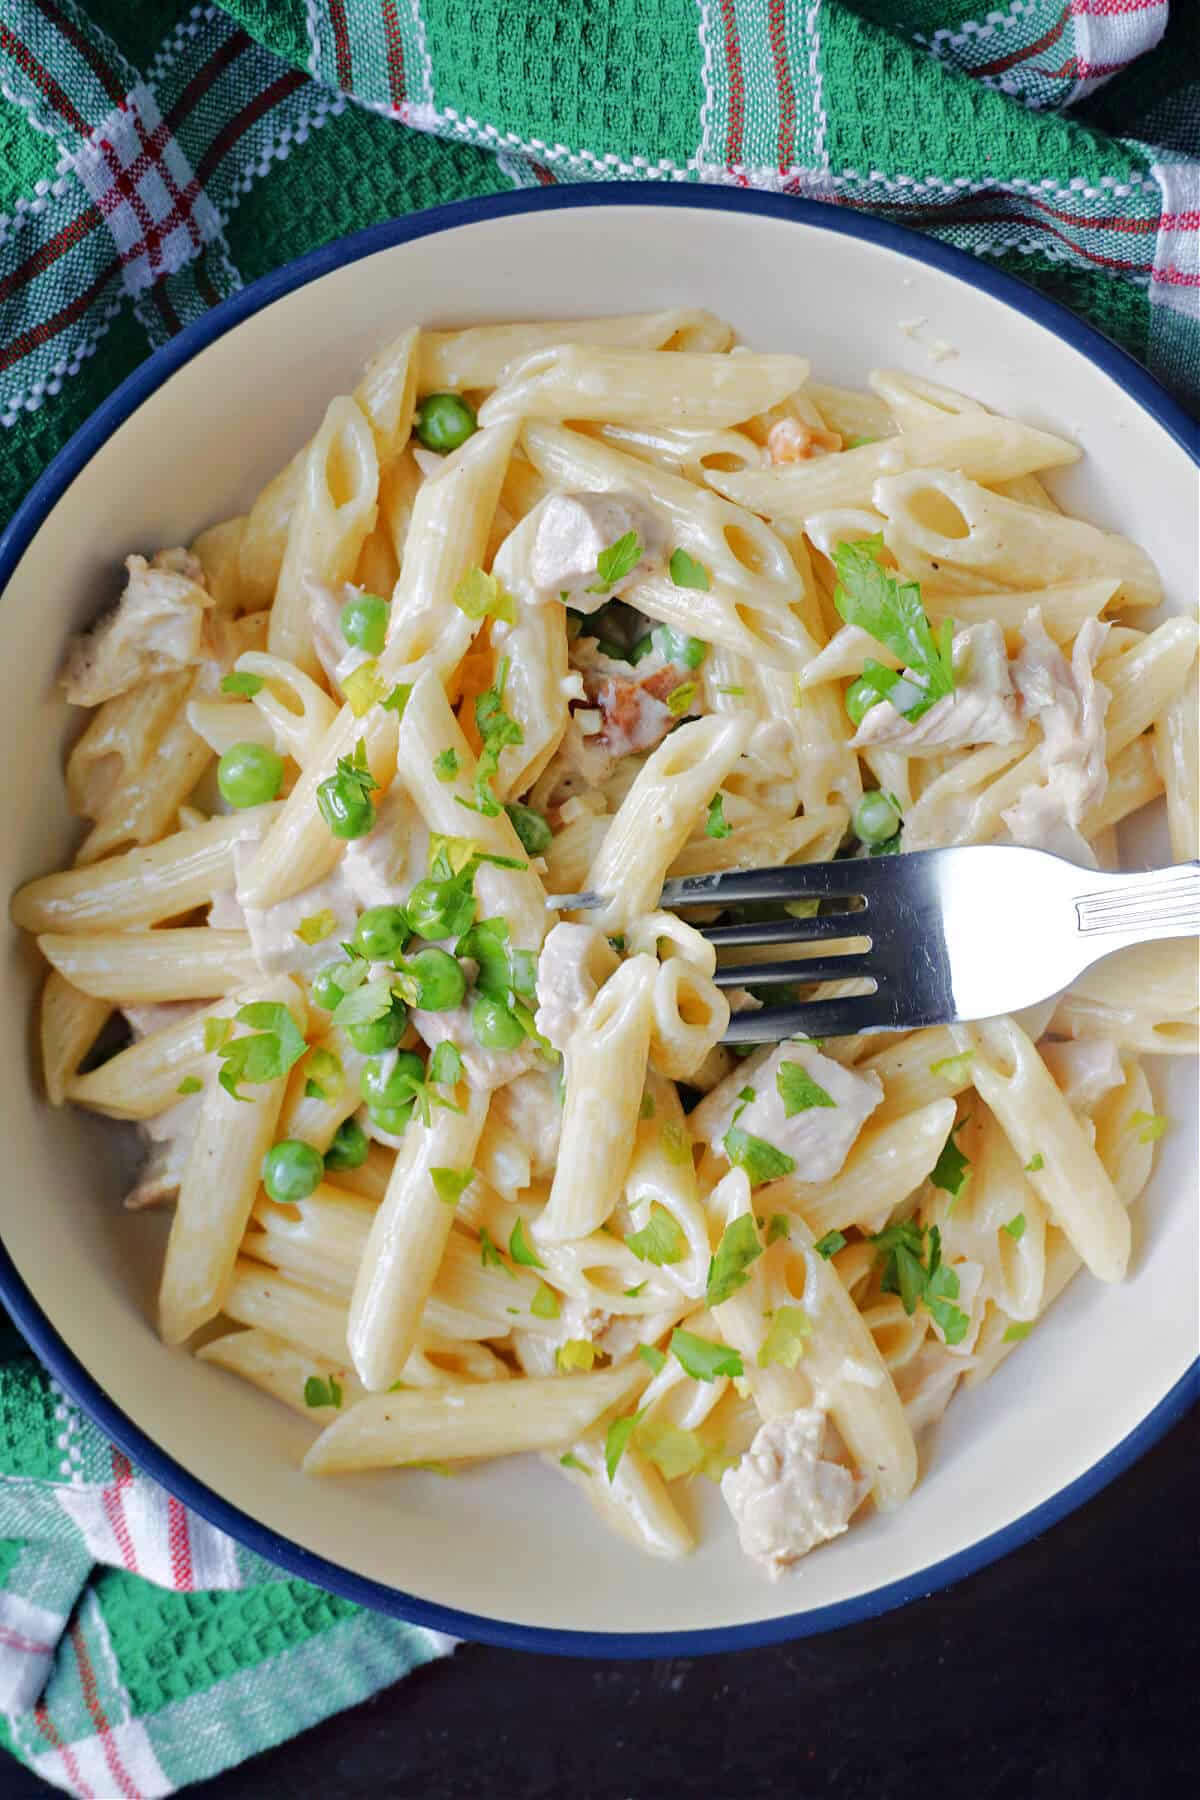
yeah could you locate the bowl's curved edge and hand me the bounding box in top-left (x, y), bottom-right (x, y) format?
top-left (1, 183), bottom-right (1196, 1655)
top-left (2, 1230), bottom-right (1195, 1655)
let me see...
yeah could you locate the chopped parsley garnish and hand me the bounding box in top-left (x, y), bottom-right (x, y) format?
top-left (723, 1125), bottom-right (796, 1188)
top-left (777, 1061), bottom-right (835, 1115)
top-left (451, 566), bottom-right (516, 624)
top-left (627, 1205), bottom-right (686, 1267)
top-left (623, 1282), bottom-right (647, 1298)
top-left (428, 1041), bottom-right (463, 1087)
top-left (204, 1016), bottom-right (231, 1054)
top-left (381, 682), bottom-right (412, 718)
top-left (1024, 1152), bottom-right (1045, 1174)
top-left (706, 1213), bottom-right (763, 1306)
top-left (845, 435), bottom-right (876, 449)
top-left (814, 1229), bottom-right (847, 1259)
top-left (220, 670), bottom-right (264, 697)
top-left (303, 1375), bottom-right (343, 1409)
top-left (756, 1305), bottom-right (810, 1370)
top-left (705, 793), bottom-right (731, 839)
top-left (635, 1419), bottom-right (712, 1482)
top-left (717, 684), bottom-right (745, 696)
top-left (660, 1122), bottom-right (691, 1166)
top-left (430, 1166), bottom-right (474, 1207)
top-left (433, 748), bottom-right (460, 782)
top-left (670, 1329), bottom-right (743, 1383)
top-left (639, 1091), bottom-right (656, 1121)
top-left (456, 656), bottom-right (523, 818)
top-left (766, 1213), bottom-right (791, 1246)
top-left (930, 1118), bottom-right (970, 1197)
top-left (668, 547), bottom-right (712, 590)
top-left (869, 1220), bottom-right (969, 1345)
top-left (556, 1339), bottom-right (597, 1373)
top-left (478, 1227), bottom-right (507, 1272)
top-left (215, 1002), bottom-right (307, 1101)
top-left (530, 1280), bottom-right (560, 1319)
top-left (295, 909), bottom-right (337, 946)
top-left (504, 802), bottom-right (552, 856)
top-left (305, 1047), bottom-right (343, 1096)
top-left (342, 661), bottom-right (386, 718)
top-left (586, 530), bottom-right (642, 595)
top-left (832, 536), bottom-right (955, 722)
top-left (508, 1217), bottom-right (545, 1269)
top-left (929, 1051), bottom-right (974, 1083)
top-left (316, 739), bottom-right (379, 840)
top-left (1130, 1110), bottom-right (1168, 1142)
top-left (604, 1409), bottom-right (644, 1481)
top-left (1003, 1321), bottom-right (1033, 1343)
top-left (330, 975), bottom-right (396, 1029)
top-left (559, 1452), bottom-right (592, 1475)
top-left (666, 680), bottom-right (697, 718)
top-left (1002, 1213), bottom-right (1026, 1242)
top-left (638, 1344), bottom-right (667, 1374)
top-left (176, 1075), bottom-right (203, 1096)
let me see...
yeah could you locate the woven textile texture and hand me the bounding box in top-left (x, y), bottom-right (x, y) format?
top-left (0, 2), bottom-right (1197, 1795)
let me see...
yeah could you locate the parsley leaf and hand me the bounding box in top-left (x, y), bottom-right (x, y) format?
top-left (626, 1205), bottom-right (686, 1267)
top-left (431, 1166), bottom-right (474, 1207)
top-left (478, 1227), bottom-right (507, 1272)
top-left (560, 1452), bottom-right (591, 1475)
top-left (776, 1061), bottom-right (836, 1115)
top-left (221, 670), bottom-right (264, 697)
top-left (634, 1419), bottom-right (707, 1482)
top-left (929, 1051), bottom-right (974, 1083)
top-left (639, 1091), bottom-right (656, 1121)
top-left (723, 1125), bottom-right (795, 1188)
top-left (342, 661), bottom-right (386, 717)
top-left (668, 547), bottom-right (712, 591)
top-left (295, 909), bottom-right (337, 946)
top-left (457, 656), bottom-right (523, 817)
top-left (452, 566), bottom-right (516, 624)
top-left (705, 792), bottom-right (731, 839)
top-left (204, 1016), bottom-right (231, 1054)
top-left (638, 1344), bottom-right (667, 1374)
top-left (766, 1213), bottom-right (791, 1246)
top-left (330, 976), bottom-right (396, 1029)
top-left (1130, 1110), bottom-right (1168, 1142)
top-left (381, 682), bottom-right (412, 718)
top-left (176, 1075), bottom-right (202, 1096)
top-left (930, 1119), bottom-right (970, 1197)
top-left (813, 1229), bottom-right (847, 1259)
top-left (433, 748), bottom-right (460, 782)
top-left (1024, 1152), bottom-right (1045, 1174)
top-left (670, 1329), bottom-right (743, 1383)
top-left (557, 1340), bottom-right (597, 1372)
top-left (530, 1280), bottom-right (560, 1319)
top-left (508, 1218), bottom-right (545, 1269)
top-left (1002, 1213), bottom-right (1026, 1242)
top-left (706, 1214), bottom-right (763, 1306)
top-left (1003, 1321), bottom-right (1033, 1343)
top-left (624, 1281), bottom-right (647, 1298)
top-left (428, 1041), bottom-right (463, 1086)
top-left (833, 536), bottom-right (954, 722)
top-left (870, 1220), bottom-right (969, 1344)
top-left (666, 680), bottom-right (697, 718)
top-left (216, 1002), bottom-right (307, 1101)
top-left (586, 531), bottom-right (642, 595)
top-left (303, 1375), bottom-right (343, 1409)
top-left (756, 1305), bottom-right (810, 1370)
top-left (604, 1409), bottom-right (645, 1481)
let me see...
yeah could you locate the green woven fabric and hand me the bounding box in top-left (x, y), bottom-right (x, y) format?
top-left (0, 2), bottom-right (1196, 1793)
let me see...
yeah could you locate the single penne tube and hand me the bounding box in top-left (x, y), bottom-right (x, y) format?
top-left (648, 957), bottom-right (729, 1081)
top-left (197, 1327), bottom-right (367, 1420)
top-left (874, 468), bottom-right (1161, 605)
top-left (237, 424), bottom-right (516, 909)
top-left (158, 976), bottom-right (300, 1344)
top-left (520, 422), bottom-right (818, 671)
top-left (303, 1364), bottom-right (644, 1474)
top-left (233, 651), bottom-right (340, 767)
top-left (395, 670), bottom-right (549, 948)
top-left (592, 420), bottom-right (766, 486)
top-left (190, 515), bottom-right (248, 613)
top-left (269, 395), bottom-right (380, 678)
top-left (347, 1087), bottom-right (489, 1390)
top-left (805, 382), bottom-right (894, 440)
top-left (40, 971), bottom-right (112, 1107)
top-left (65, 669), bottom-right (193, 820)
top-left (704, 410), bottom-right (1078, 519)
top-left (239, 453), bottom-right (305, 608)
top-left (1154, 678), bottom-right (1199, 862)
top-left (38, 929), bottom-right (258, 1003)
top-left (950, 1015), bottom-right (1129, 1283)
top-left (416, 309), bottom-right (733, 392)
top-left (78, 681), bottom-right (213, 865)
top-left (478, 346), bottom-right (810, 431)
top-left (354, 325), bottom-right (421, 468)
top-left (865, 1027), bottom-right (976, 1123)
top-left (221, 1258), bottom-right (352, 1363)
top-left (867, 367), bottom-right (986, 425)
top-left (491, 601), bottom-right (570, 800)
top-left (582, 715), bottom-right (754, 931)
top-left (536, 955), bottom-right (657, 1245)
top-left (754, 1098), bottom-right (959, 1238)
top-left (1103, 616), bottom-right (1200, 756)
top-left (1047, 938), bottom-right (1199, 1056)
top-left (1081, 734), bottom-right (1163, 839)
top-left (12, 807), bottom-right (278, 935)
top-left (66, 987), bottom-right (270, 1119)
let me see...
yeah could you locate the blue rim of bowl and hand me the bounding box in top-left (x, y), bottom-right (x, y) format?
top-left (1, 184), bottom-right (1196, 1657)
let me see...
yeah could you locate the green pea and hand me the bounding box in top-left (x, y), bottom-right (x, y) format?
top-left (399, 947), bottom-right (466, 1013)
top-left (654, 625), bottom-right (708, 669)
top-left (353, 904), bottom-right (409, 960)
top-left (503, 802), bottom-right (552, 857)
top-left (414, 393), bottom-right (477, 454)
top-left (844, 676), bottom-right (881, 728)
top-left (471, 993), bottom-right (525, 1051)
top-left (346, 997), bottom-right (408, 1054)
top-left (367, 1099), bottom-right (415, 1138)
top-left (340, 593), bottom-right (389, 656)
top-left (217, 742), bottom-right (284, 809)
top-left (361, 1050), bottom-right (425, 1111)
top-left (311, 964), bottom-right (347, 1012)
top-left (261, 1138), bottom-right (324, 1203)
top-left (324, 1118), bottom-right (369, 1172)
top-left (316, 772), bottom-right (375, 840)
top-left (853, 789), bottom-right (902, 846)
top-left (405, 877), bottom-right (470, 941)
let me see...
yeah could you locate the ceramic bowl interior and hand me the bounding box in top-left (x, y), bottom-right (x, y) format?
top-left (0, 190), bottom-right (1195, 1652)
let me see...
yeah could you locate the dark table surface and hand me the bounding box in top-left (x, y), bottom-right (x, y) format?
top-left (10, 1409), bottom-right (1197, 1799)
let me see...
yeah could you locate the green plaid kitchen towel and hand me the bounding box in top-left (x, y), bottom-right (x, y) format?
top-left (0, 0), bottom-right (1197, 1792)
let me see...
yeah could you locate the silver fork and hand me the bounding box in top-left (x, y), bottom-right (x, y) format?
top-left (548, 848), bottom-right (1200, 1043)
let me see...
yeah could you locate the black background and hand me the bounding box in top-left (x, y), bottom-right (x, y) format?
top-left (9, 1408), bottom-right (1197, 1799)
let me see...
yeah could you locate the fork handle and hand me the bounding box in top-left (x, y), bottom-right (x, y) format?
top-left (1072, 861), bottom-right (1200, 952)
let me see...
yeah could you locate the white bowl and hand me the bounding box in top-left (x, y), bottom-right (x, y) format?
top-left (1, 189), bottom-right (1196, 1654)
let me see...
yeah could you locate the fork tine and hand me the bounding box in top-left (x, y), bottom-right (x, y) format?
top-left (722, 991), bottom-right (894, 1044)
top-left (700, 914), bottom-right (870, 950)
top-left (712, 954), bottom-right (875, 988)
top-left (658, 864), bottom-right (872, 909)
